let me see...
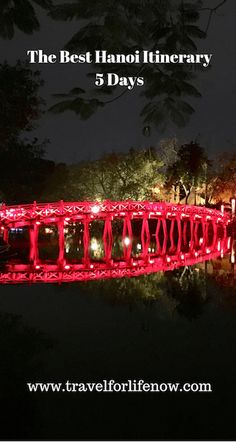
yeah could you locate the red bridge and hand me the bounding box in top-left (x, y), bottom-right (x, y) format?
top-left (0, 200), bottom-right (231, 284)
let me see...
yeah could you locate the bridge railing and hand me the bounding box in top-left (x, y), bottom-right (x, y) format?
top-left (0, 200), bottom-right (230, 226)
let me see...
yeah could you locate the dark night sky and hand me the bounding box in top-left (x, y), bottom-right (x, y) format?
top-left (0, 0), bottom-right (235, 163)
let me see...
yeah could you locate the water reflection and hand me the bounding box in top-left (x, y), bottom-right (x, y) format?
top-left (0, 240), bottom-right (235, 439)
top-left (0, 311), bottom-right (52, 439)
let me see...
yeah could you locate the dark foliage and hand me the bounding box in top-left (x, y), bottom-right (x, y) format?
top-left (49, 0), bottom-right (208, 130)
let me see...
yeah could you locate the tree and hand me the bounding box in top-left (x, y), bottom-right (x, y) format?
top-left (43, 147), bottom-right (164, 202)
top-left (0, 138), bottom-right (55, 204)
top-left (0, 0), bottom-right (53, 39)
top-left (211, 153), bottom-right (236, 203)
top-left (0, 61), bottom-right (44, 145)
top-left (0, 62), bottom-right (53, 204)
top-left (49, 1), bottom-right (227, 131)
top-left (165, 141), bottom-right (210, 204)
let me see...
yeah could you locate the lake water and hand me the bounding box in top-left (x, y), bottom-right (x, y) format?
top-left (0, 247), bottom-right (235, 439)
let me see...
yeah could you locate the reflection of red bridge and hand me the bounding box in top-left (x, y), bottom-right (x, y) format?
top-left (0, 200), bottom-right (231, 284)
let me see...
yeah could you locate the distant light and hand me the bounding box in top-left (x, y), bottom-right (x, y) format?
top-left (232, 198), bottom-right (236, 216)
top-left (91, 205), bottom-right (100, 214)
top-left (124, 237), bottom-right (131, 246)
top-left (91, 239), bottom-right (98, 251)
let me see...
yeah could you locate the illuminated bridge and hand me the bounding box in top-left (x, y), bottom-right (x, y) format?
top-left (0, 200), bottom-right (232, 284)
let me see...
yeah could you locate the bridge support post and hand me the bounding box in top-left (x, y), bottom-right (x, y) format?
top-left (103, 217), bottom-right (113, 264)
top-left (83, 217), bottom-right (90, 267)
top-left (183, 220), bottom-right (188, 247)
top-left (194, 221), bottom-right (199, 244)
top-left (141, 214), bottom-right (150, 260)
top-left (29, 223), bottom-right (39, 267)
top-left (3, 227), bottom-right (9, 243)
top-left (155, 219), bottom-right (161, 254)
top-left (190, 219), bottom-right (194, 251)
top-left (123, 215), bottom-right (132, 262)
top-left (57, 219), bottom-right (65, 268)
top-left (169, 218), bottom-right (175, 253)
top-left (161, 218), bottom-right (167, 255)
top-left (177, 217), bottom-right (182, 253)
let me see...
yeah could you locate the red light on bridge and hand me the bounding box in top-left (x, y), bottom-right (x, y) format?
top-left (91, 205), bottom-right (100, 214)
top-left (124, 237), bottom-right (131, 246)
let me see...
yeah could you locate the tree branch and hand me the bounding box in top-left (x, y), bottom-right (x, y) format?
top-left (102, 65), bottom-right (146, 105)
top-left (200, 0), bottom-right (228, 33)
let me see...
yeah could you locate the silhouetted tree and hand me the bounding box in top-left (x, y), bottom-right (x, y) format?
top-left (0, 61), bottom-right (44, 145)
top-left (0, 138), bottom-right (55, 203)
top-left (166, 141), bottom-right (210, 204)
top-left (211, 153), bottom-right (236, 203)
top-left (0, 62), bottom-right (54, 203)
top-left (0, 0), bottom-right (53, 39)
top-left (49, 0), bottom-right (227, 130)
